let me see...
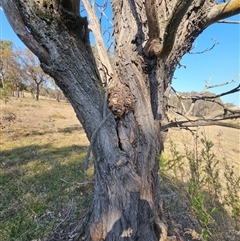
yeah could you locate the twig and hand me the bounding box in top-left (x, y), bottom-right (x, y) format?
top-left (96, 3), bottom-right (113, 26)
top-left (74, 181), bottom-right (94, 186)
top-left (162, 118), bottom-right (240, 131)
top-left (189, 39), bottom-right (218, 54)
top-left (171, 87), bottom-right (187, 114)
top-left (177, 63), bottom-right (186, 68)
top-left (60, 178), bottom-right (94, 186)
top-left (172, 83), bottom-right (240, 102)
top-left (60, 178), bottom-right (70, 183)
top-left (202, 75), bottom-right (213, 93)
top-left (203, 72), bottom-right (240, 91)
top-left (55, 198), bottom-right (74, 230)
top-left (217, 20), bottom-right (240, 24)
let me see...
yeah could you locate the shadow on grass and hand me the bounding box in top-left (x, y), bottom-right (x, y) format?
top-left (57, 125), bottom-right (84, 133)
top-left (20, 125), bottom-right (85, 137)
top-left (1, 144), bottom-right (88, 167)
top-left (2, 124), bottom-right (84, 139)
top-left (0, 143), bottom-right (93, 241)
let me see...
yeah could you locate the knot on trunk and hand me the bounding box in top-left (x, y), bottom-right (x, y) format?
top-left (108, 86), bottom-right (135, 118)
top-left (143, 39), bottom-right (163, 57)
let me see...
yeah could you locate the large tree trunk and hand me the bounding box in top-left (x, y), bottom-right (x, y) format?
top-left (2, 0), bottom-right (239, 240)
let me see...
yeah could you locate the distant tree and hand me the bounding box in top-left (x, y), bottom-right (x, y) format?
top-left (0, 40), bottom-right (14, 89)
top-left (0, 40), bottom-right (26, 99)
top-left (21, 49), bottom-right (49, 101)
top-left (1, 0), bottom-right (240, 240)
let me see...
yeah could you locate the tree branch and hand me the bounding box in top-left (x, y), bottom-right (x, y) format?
top-left (217, 20), bottom-right (240, 24)
top-left (207, 0), bottom-right (240, 25)
top-left (175, 83), bottom-right (240, 101)
top-left (189, 40), bottom-right (219, 54)
top-left (167, 79), bottom-right (240, 130)
top-left (0, 0), bottom-right (50, 64)
top-left (203, 72), bottom-right (239, 90)
top-left (162, 119), bottom-right (240, 131)
top-left (82, 0), bottom-right (113, 80)
top-left (171, 87), bottom-right (187, 114)
top-left (160, 0), bottom-right (195, 57)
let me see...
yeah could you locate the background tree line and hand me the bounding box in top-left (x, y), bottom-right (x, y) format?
top-left (1, 40), bottom-right (236, 119)
top-left (168, 90), bottom-right (235, 117)
top-left (0, 40), bottom-right (66, 102)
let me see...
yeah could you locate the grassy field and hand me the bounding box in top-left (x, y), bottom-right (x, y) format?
top-left (0, 96), bottom-right (93, 241)
top-left (1, 95), bottom-right (239, 240)
top-left (162, 124), bottom-right (240, 178)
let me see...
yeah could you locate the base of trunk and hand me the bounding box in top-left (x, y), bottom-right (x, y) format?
top-left (45, 185), bottom-right (201, 241)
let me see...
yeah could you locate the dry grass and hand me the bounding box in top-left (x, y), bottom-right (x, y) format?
top-left (163, 126), bottom-right (240, 173)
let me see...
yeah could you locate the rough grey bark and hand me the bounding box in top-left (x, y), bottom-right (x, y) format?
top-left (1, 0), bottom-right (239, 240)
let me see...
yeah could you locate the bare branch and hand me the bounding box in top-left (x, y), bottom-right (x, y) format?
top-left (174, 83), bottom-right (240, 102)
top-left (203, 72), bottom-right (240, 90)
top-left (96, 1), bottom-right (113, 26)
top-left (202, 75), bottom-right (213, 93)
top-left (162, 119), bottom-right (240, 131)
top-left (207, 0), bottom-right (240, 25)
top-left (217, 20), bottom-right (240, 24)
top-left (82, 0), bottom-right (113, 80)
top-left (171, 87), bottom-right (187, 114)
top-left (55, 199), bottom-right (74, 230)
top-left (177, 63), bottom-right (187, 69)
top-left (204, 84), bottom-right (240, 99)
top-left (168, 75), bottom-right (240, 131)
top-left (189, 40), bottom-right (219, 54)
top-left (202, 99), bottom-right (240, 115)
top-left (0, 0), bottom-right (50, 64)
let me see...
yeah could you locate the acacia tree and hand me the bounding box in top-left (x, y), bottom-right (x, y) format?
top-left (1, 0), bottom-right (239, 240)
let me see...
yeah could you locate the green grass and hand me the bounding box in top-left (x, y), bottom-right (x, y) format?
top-left (0, 96), bottom-right (92, 240)
top-left (0, 143), bottom-right (93, 241)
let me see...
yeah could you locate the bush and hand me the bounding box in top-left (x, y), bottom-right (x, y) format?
top-left (160, 130), bottom-right (240, 241)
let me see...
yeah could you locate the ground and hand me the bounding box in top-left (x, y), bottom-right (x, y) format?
top-left (1, 94), bottom-right (239, 241)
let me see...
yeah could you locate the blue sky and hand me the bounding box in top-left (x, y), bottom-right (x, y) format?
top-left (1, 7), bottom-right (239, 105)
top-left (173, 18), bottom-right (240, 105)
